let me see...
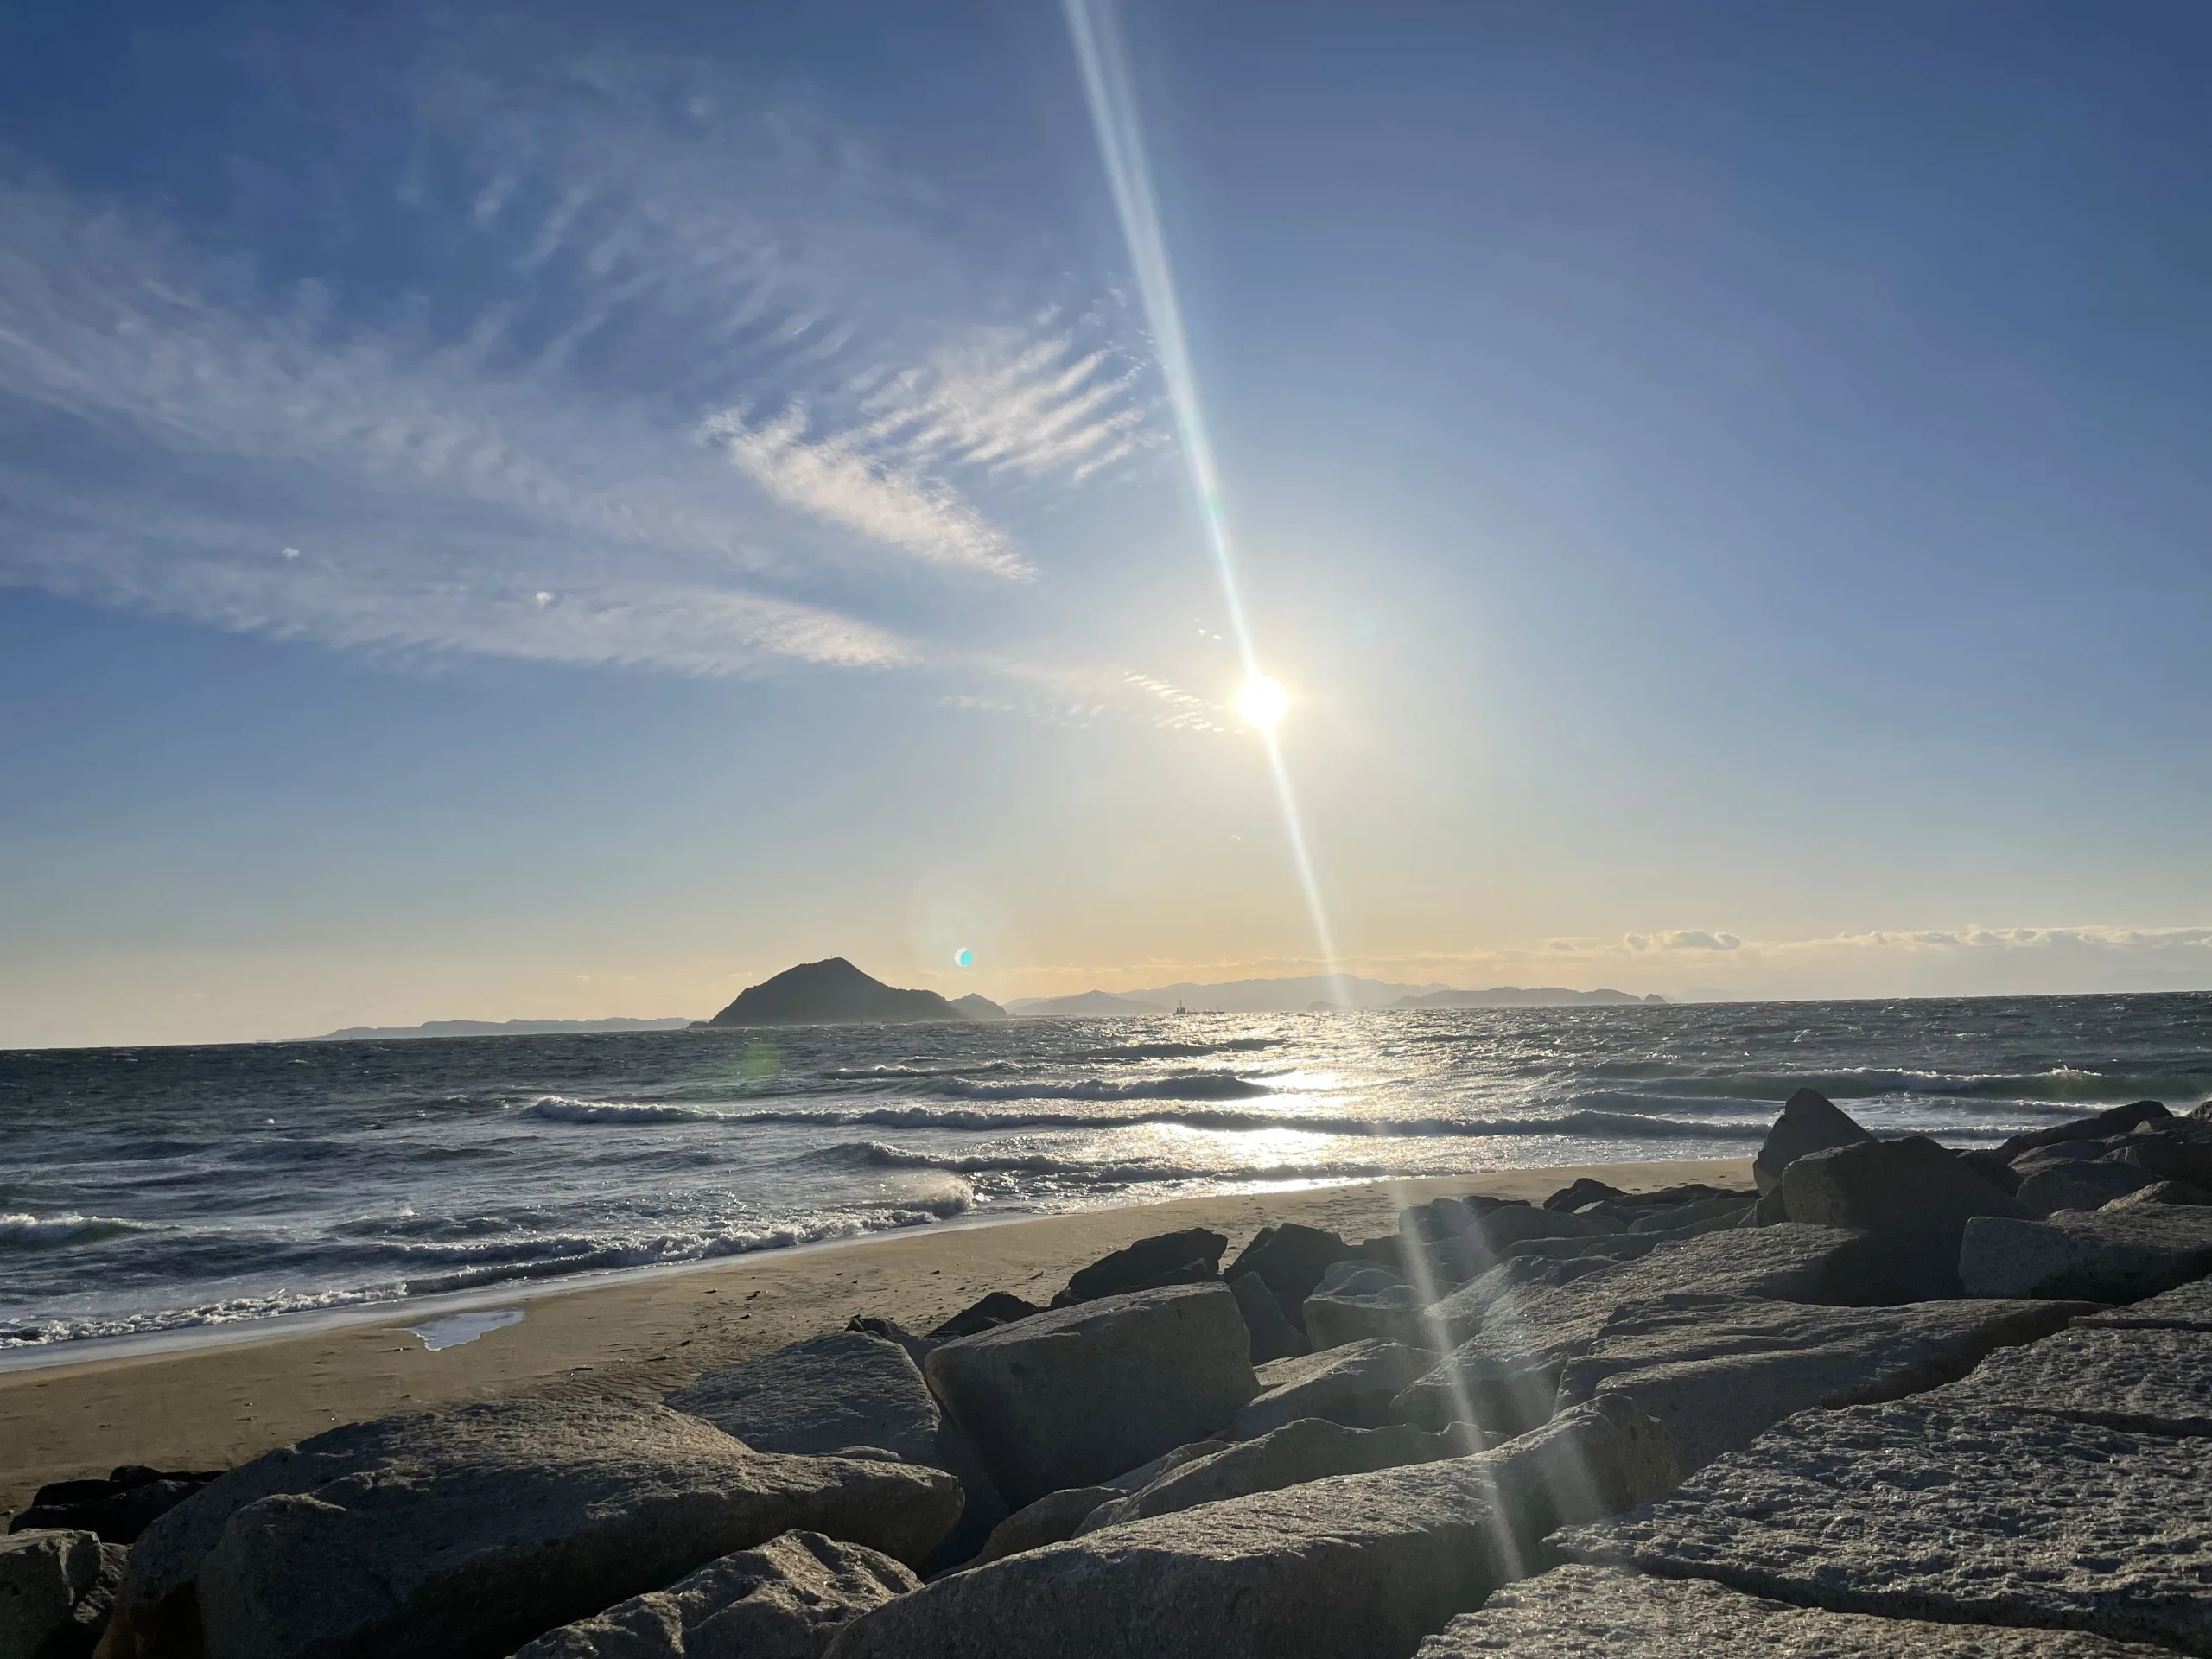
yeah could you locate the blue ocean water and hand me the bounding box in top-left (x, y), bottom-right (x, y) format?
top-left (3, 995), bottom-right (2208, 1350)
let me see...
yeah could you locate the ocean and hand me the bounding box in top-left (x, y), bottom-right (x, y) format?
top-left (4, 994), bottom-right (2209, 1353)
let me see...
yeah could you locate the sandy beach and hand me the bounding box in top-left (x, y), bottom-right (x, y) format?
top-left (0, 1158), bottom-right (1749, 1516)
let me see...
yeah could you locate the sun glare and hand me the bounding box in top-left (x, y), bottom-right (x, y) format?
top-left (1236, 675), bottom-right (1289, 732)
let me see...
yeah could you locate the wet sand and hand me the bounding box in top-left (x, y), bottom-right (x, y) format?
top-left (0, 1158), bottom-right (1751, 1516)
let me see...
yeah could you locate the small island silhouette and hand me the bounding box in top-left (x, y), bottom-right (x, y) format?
top-left (698, 957), bottom-right (1005, 1027)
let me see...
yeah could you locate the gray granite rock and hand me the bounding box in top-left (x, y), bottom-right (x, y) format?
top-left (1754, 1088), bottom-right (1876, 1196)
top-left (1558, 1402), bottom-right (2212, 1655)
top-left (2015, 1160), bottom-right (2156, 1216)
top-left (2079, 1275), bottom-right (2212, 1329)
top-left (98, 1400), bottom-right (961, 1659)
top-left (1230, 1338), bottom-right (1432, 1438)
top-left (1228, 1271), bottom-right (1306, 1363)
top-left (1224, 1223), bottom-right (1350, 1330)
top-left (1, 1529), bottom-right (126, 1659)
top-left (1401, 1225), bottom-right (1877, 1434)
top-left (667, 1331), bottom-right (1004, 1567)
top-left (1555, 1294), bottom-right (2087, 1470)
top-left (2103, 1179), bottom-right (2212, 1210)
top-left (1995, 1101), bottom-right (2172, 1163)
top-left (1415, 1563), bottom-right (2170, 1658)
top-left (960, 1487), bottom-right (1122, 1569)
top-left (511, 1531), bottom-right (918, 1659)
top-left (1073, 1418), bottom-right (1471, 1534)
top-left (1781, 1135), bottom-right (2024, 1298)
top-left (1305, 1278), bottom-right (1432, 1351)
top-left (1959, 1205), bottom-right (2212, 1300)
top-left (823, 1396), bottom-right (1681, 1659)
top-left (1928, 1325), bottom-right (2212, 1437)
top-left (923, 1283), bottom-right (1255, 1508)
top-left (1056, 1228), bottom-right (1227, 1306)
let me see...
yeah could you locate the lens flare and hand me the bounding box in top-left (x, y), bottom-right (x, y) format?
top-left (953, 947), bottom-right (975, 969)
top-left (1236, 675), bottom-right (1288, 731)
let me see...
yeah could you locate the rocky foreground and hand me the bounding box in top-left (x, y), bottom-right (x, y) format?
top-left (8, 1091), bottom-right (2212, 1658)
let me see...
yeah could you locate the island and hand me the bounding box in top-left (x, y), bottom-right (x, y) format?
top-left (698, 958), bottom-right (982, 1027)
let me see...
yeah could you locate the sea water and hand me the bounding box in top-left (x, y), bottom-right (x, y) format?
top-left (3, 995), bottom-right (2208, 1351)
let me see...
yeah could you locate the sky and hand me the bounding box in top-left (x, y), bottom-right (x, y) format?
top-left (3, 0), bottom-right (2210, 1047)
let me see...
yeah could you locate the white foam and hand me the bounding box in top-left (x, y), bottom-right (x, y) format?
top-left (409, 1308), bottom-right (524, 1351)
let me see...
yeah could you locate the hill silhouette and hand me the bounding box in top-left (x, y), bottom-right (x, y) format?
top-left (703, 958), bottom-right (966, 1027)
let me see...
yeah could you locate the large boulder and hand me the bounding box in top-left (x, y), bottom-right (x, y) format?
top-left (1927, 1325), bottom-right (2212, 1439)
top-left (1752, 1088), bottom-right (1876, 1195)
top-left (1400, 1224), bottom-right (1878, 1434)
top-left (1780, 1135), bottom-right (2024, 1297)
top-left (665, 1332), bottom-right (1003, 1567)
top-left (1959, 1205), bottom-right (2212, 1301)
top-left (962, 1441), bottom-right (1229, 1569)
top-left (2, 1529), bottom-right (126, 1659)
top-left (923, 1283), bottom-right (1256, 1507)
top-left (1554, 1293), bottom-right (2088, 1470)
top-left (1416, 1563), bottom-right (2166, 1658)
top-left (823, 1395), bottom-right (1681, 1659)
top-left (1073, 1418), bottom-right (1472, 1534)
top-left (1230, 1339), bottom-right (1431, 1439)
top-left (94, 1400), bottom-right (961, 1659)
top-left (2080, 1276), bottom-right (2212, 1331)
top-left (10, 1469), bottom-right (225, 1548)
top-left (1995, 1101), bottom-right (2172, 1164)
top-left (1054, 1229), bottom-right (1227, 1306)
top-left (512, 1531), bottom-right (918, 1659)
top-left (1223, 1224), bottom-right (1350, 1330)
top-left (2016, 1159), bottom-right (2156, 1216)
top-left (1227, 1273), bottom-right (1306, 1364)
top-left (925, 1293), bottom-right (1040, 1341)
top-left (1302, 1273), bottom-right (1430, 1351)
top-left (2113, 1121), bottom-right (2212, 1188)
top-left (1558, 1402), bottom-right (2212, 1655)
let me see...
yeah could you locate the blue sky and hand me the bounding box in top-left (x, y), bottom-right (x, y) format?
top-left (4, 1), bottom-right (2210, 1046)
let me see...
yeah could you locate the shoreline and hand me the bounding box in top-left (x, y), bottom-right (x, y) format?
top-left (0, 1156), bottom-right (1750, 1516)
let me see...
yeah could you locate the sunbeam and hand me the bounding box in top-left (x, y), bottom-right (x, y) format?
top-left (1063, 0), bottom-right (1347, 1005)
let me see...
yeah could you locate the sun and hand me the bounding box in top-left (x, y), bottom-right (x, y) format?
top-left (1235, 674), bottom-right (1289, 732)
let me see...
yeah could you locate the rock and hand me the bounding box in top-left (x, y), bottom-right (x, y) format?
top-left (1959, 1205), bottom-right (2212, 1300)
top-left (1302, 1276), bottom-right (1430, 1351)
top-left (2079, 1276), bottom-right (2212, 1330)
top-left (512, 1531), bottom-right (918, 1659)
top-left (1558, 1402), bottom-right (2212, 1655)
top-left (960, 1487), bottom-right (1123, 1570)
top-left (1074, 1418), bottom-right (1474, 1534)
top-left (1402, 1224), bottom-right (1879, 1433)
top-left (1415, 1563), bottom-right (2169, 1658)
top-left (925, 1292), bottom-right (1041, 1341)
top-left (1958, 1147), bottom-right (2024, 1195)
top-left (2015, 1159), bottom-right (2157, 1216)
top-left (2114, 1122), bottom-right (2212, 1188)
top-left (97, 1399), bottom-right (962, 1659)
top-left (1995, 1100), bottom-right (2173, 1163)
top-left (1780, 1135), bottom-right (2024, 1298)
top-left (923, 1283), bottom-right (1256, 1507)
top-left (665, 1332), bottom-right (1004, 1569)
top-left (10, 1470), bottom-right (225, 1548)
top-left (2104, 1179), bottom-right (2212, 1209)
top-left (823, 1395), bottom-right (1681, 1659)
top-left (2, 1529), bottom-right (127, 1659)
top-left (1624, 1192), bottom-right (1753, 1233)
top-left (842, 1317), bottom-right (934, 1368)
top-left (1230, 1340), bottom-right (1432, 1439)
top-left (1554, 1293), bottom-right (2088, 1470)
top-left (1928, 1325), bottom-right (2212, 1437)
top-left (1054, 1229), bottom-right (1227, 1306)
top-left (1222, 1224), bottom-right (1349, 1329)
top-left (1541, 1178), bottom-right (1626, 1213)
top-left (705, 959), bottom-right (966, 1027)
top-left (1228, 1273), bottom-right (1306, 1364)
top-left (2012, 1138), bottom-right (2116, 1176)
top-left (1753, 1088), bottom-right (1876, 1196)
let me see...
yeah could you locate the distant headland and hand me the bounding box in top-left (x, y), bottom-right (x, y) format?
top-left (698, 958), bottom-right (1008, 1027)
top-left (302, 1016), bottom-right (696, 1041)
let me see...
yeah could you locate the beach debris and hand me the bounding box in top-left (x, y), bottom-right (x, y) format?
top-left (924, 1283), bottom-right (1255, 1508)
top-left (8, 1468), bottom-right (224, 1547)
top-left (1962, 1204), bottom-right (2212, 1300)
top-left (1752, 1087), bottom-right (1877, 1195)
top-left (1417, 1563), bottom-right (2170, 1658)
top-left (1777, 1134), bottom-right (2025, 1299)
top-left (1557, 1401), bottom-right (2212, 1655)
top-left (667, 1332), bottom-right (1005, 1570)
top-left (511, 1530), bottom-right (917, 1659)
top-left (94, 1400), bottom-right (960, 1659)
top-left (819, 1396), bottom-right (1679, 1659)
top-left (1050, 1227), bottom-right (1227, 1306)
top-left (1227, 1271), bottom-right (1306, 1363)
top-left (0, 1527), bottom-right (126, 1659)
top-left (1230, 1338), bottom-right (1431, 1440)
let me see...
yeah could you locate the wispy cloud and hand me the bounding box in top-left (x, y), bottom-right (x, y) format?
top-left (1624, 929), bottom-right (1743, 950)
top-left (0, 35), bottom-right (1163, 684)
